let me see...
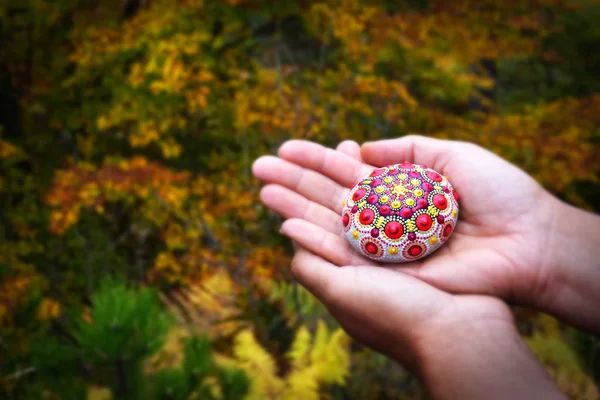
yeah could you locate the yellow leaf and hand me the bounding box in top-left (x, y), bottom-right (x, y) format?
top-left (233, 330), bottom-right (285, 399)
top-left (87, 386), bottom-right (112, 400)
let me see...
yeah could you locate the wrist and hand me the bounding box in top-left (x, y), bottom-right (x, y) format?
top-left (537, 197), bottom-right (600, 332)
top-left (413, 309), bottom-right (565, 400)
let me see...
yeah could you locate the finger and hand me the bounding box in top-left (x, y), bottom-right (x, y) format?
top-left (292, 248), bottom-right (454, 353)
top-left (260, 184), bottom-right (341, 234)
top-left (278, 140), bottom-right (373, 188)
top-left (336, 140), bottom-right (362, 162)
top-left (252, 155), bottom-right (348, 213)
top-left (291, 247), bottom-right (451, 326)
top-left (290, 247), bottom-right (340, 303)
top-left (361, 135), bottom-right (459, 173)
top-left (280, 218), bottom-right (371, 267)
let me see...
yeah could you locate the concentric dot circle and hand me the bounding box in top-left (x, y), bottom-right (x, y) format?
top-left (384, 220), bottom-right (404, 240)
top-left (440, 220), bottom-right (455, 243)
top-left (359, 208), bottom-right (375, 225)
top-left (354, 204), bottom-right (380, 232)
top-left (360, 237), bottom-right (384, 258)
top-left (402, 241), bottom-right (427, 260)
top-left (369, 167), bottom-right (389, 178)
top-left (343, 163), bottom-right (459, 263)
top-left (352, 187), bottom-right (368, 201)
top-left (342, 211), bottom-right (352, 232)
top-left (416, 213), bottom-right (433, 231)
top-left (425, 170), bottom-right (443, 182)
top-left (432, 193), bottom-right (448, 210)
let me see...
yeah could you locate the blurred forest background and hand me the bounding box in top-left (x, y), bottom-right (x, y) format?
top-left (1, 0), bottom-right (599, 399)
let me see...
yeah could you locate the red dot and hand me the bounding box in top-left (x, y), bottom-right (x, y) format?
top-left (408, 232), bottom-right (416, 241)
top-left (370, 168), bottom-right (385, 177)
top-left (408, 244), bottom-right (423, 257)
top-left (352, 188), bottom-right (366, 201)
top-left (443, 224), bottom-right (453, 237)
top-left (409, 171), bottom-right (420, 178)
top-left (433, 194), bottom-right (448, 210)
top-left (367, 194), bottom-right (378, 204)
top-left (351, 205), bottom-right (358, 213)
top-left (437, 215), bottom-right (445, 224)
top-left (384, 221), bottom-right (403, 239)
top-left (365, 242), bottom-right (379, 254)
top-left (400, 207), bottom-right (413, 219)
top-left (400, 161), bottom-right (413, 168)
top-left (370, 228), bottom-right (379, 238)
top-left (416, 214), bottom-right (433, 231)
top-left (421, 182), bottom-right (433, 192)
top-left (342, 214), bottom-right (350, 227)
top-left (416, 198), bottom-right (428, 208)
top-left (359, 209), bottom-right (375, 225)
top-left (426, 170), bottom-right (443, 182)
top-left (389, 169), bottom-right (400, 175)
top-left (452, 190), bottom-right (460, 201)
top-left (379, 206), bottom-right (391, 216)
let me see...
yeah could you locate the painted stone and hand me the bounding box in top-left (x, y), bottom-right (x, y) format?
top-left (342, 162), bottom-right (459, 263)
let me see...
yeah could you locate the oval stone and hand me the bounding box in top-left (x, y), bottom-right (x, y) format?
top-left (342, 163), bottom-right (459, 263)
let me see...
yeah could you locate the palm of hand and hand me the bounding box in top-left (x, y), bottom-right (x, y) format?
top-left (253, 136), bottom-right (556, 305)
top-left (253, 137), bottom-right (568, 396)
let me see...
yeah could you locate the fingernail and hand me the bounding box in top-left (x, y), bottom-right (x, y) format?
top-left (279, 221), bottom-right (290, 236)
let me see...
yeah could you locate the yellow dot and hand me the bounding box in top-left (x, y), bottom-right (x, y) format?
top-left (413, 188), bottom-right (423, 197)
top-left (398, 173), bottom-right (408, 180)
top-left (388, 247), bottom-right (398, 255)
top-left (375, 185), bottom-right (386, 194)
top-left (429, 236), bottom-right (438, 245)
top-left (380, 195), bottom-right (389, 203)
top-left (352, 230), bottom-right (359, 239)
top-left (405, 198), bottom-right (415, 206)
top-left (434, 185), bottom-right (442, 190)
top-left (384, 176), bottom-right (394, 183)
top-left (452, 209), bottom-right (457, 218)
top-left (363, 180), bottom-right (372, 185)
top-left (428, 205), bottom-right (439, 216)
top-left (391, 200), bottom-right (402, 209)
top-left (393, 185), bottom-right (406, 195)
top-left (410, 179), bottom-right (421, 186)
top-left (415, 166), bottom-right (423, 171)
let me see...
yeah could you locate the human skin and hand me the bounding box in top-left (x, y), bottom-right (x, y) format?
top-left (252, 136), bottom-right (600, 399)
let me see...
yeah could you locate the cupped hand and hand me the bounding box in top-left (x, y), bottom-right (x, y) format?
top-left (252, 136), bottom-right (560, 309)
top-left (252, 138), bottom-right (566, 399)
top-left (285, 247), bottom-right (566, 399)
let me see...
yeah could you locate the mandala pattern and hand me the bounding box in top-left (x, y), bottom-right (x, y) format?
top-left (342, 162), bottom-right (459, 263)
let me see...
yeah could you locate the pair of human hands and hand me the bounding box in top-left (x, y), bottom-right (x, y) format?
top-left (253, 135), bottom-right (600, 399)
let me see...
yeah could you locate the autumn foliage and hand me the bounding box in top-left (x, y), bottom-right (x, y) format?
top-left (1, 0), bottom-right (599, 398)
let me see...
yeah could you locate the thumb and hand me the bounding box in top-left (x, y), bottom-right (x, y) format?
top-left (361, 134), bottom-right (461, 174)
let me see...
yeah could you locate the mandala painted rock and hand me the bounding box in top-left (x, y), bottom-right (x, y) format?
top-left (342, 162), bottom-right (459, 263)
